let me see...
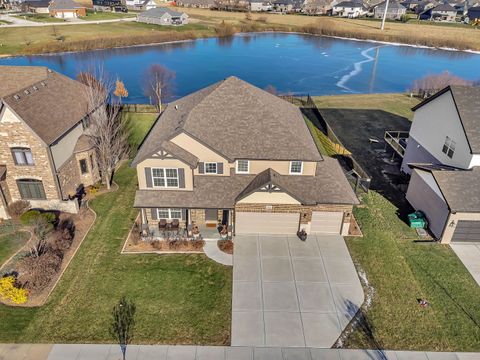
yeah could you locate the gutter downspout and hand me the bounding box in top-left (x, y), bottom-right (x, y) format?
top-left (47, 146), bottom-right (64, 201)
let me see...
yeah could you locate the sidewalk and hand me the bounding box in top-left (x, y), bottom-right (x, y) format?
top-left (0, 344), bottom-right (478, 360)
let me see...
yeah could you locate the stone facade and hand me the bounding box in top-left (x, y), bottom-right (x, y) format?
top-left (0, 107), bottom-right (99, 218)
top-left (0, 108), bottom-right (60, 202)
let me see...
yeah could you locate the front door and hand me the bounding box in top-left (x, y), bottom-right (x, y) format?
top-left (222, 210), bottom-right (229, 226)
top-left (205, 209), bottom-right (218, 228)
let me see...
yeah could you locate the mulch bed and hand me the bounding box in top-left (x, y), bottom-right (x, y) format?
top-left (1, 207), bottom-right (95, 307)
top-left (218, 240), bottom-right (233, 255)
top-left (123, 238), bottom-right (205, 253)
top-left (348, 215), bottom-right (363, 237)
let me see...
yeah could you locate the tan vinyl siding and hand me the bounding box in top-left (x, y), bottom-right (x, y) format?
top-left (137, 158), bottom-right (193, 190)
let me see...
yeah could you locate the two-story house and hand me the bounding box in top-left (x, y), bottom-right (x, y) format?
top-left (132, 76), bottom-right (358, 239)
top-left (0, 66), bottom-right (100, 218)
top-left (332, 1), bottom-right (367, 18)
top-left (401, 85), bottom-right (480, 243)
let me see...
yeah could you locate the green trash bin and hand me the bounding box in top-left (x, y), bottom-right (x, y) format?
top-left (408, 211), bottom-right (427, 229)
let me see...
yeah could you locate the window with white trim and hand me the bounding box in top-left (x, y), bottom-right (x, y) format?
top-left (152, 168), bottom-right (179, 188)
top-left (442, 136), bottom-right (456, 159)
top-left (236, 160), bottom-right (249, 174)
top-left (12, 148), bottom-right (34, 166)
top-left (289, 161), bottom-right (303, 174)
top-left (205, 162), bottom-right (218, 174)
top-left (157, 208), bottom-right (182, 220)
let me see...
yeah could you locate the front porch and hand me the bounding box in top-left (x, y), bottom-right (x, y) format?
top-left (139, 208), bottom-right (234, 240)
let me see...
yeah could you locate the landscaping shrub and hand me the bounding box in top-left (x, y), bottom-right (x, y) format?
top-left (20, 210), bottom-right (56, 226)
top-left (17, 250), bottom-right (63, 293)
top-left (6, 200), bottom-right (30, 220)
top-left (0, 275), bottom-right (28, 304)
top-left (215, 21), bottom-right (236, 37)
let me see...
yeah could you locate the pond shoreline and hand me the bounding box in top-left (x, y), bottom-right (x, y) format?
top-left (1, 29), bottom-right (479, 59)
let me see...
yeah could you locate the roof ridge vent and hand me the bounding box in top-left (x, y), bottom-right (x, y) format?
top-left (175, 105), bottom-right (179, 110)
top-left (24, 90), bottom-right (30, 95)
top-left (33, 86), bottom-right (38, 91)
top-left (47, 68), bottom-right (53, 73)
top-left (41, 81), bottom-right (46, 87)
top-left (13, 94), bottom-right (20, 100)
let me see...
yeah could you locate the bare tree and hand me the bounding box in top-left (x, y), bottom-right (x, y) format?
top-left (110, 296), bottom-right (136, 360)
top-left (142, 64), bottom-right (175, 112)
top-left (30, 215), bottom-right (54, 258)
top-left (82, 69), bottom-right (129, 190)
top-left (410, 71), bottom-right (472, 98)
top-left (264, 85), bottom-right (278, 95)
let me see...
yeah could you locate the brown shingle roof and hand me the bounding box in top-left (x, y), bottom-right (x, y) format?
top-left (49, 0), bottom-right (85, 10)
top-left (74, 134), bottom-right (93, 153)
top-left (1, 66), bottom-right (92, 145)
top-left (160, 140), bottom-right (198, 168)
top-left (432, 168), bottom-right (480, 212)
top-left (134, 157), bottom-right (359, 208)
top-left (132, 76), bottom-right (323, 166)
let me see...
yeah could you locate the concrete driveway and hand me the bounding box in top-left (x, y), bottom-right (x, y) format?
top-left (451, 243), bottom-right (480, 286)
top-left (232, 234), bottom-right (364, 348)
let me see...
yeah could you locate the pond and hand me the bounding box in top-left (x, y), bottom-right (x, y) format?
top-left (1, 33), bottom-right (478, 103)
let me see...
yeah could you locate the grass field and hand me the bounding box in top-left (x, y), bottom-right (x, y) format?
top-left (13, 14), bottom-right (66, 23)
top-left (312, 93), bottom-right (420, 120)
top-left (1, 8), bottom-right (479, 56)
top-left (0, 113), bottom-right (232, 345)
top-left (345, 192), bottom-right (480, 351)
top-left (0, 229), bottom-right (30, 267)
top-left (303, 93), bottom-right (480, 351)
top-left (80, 10), bottom-right (137, 21)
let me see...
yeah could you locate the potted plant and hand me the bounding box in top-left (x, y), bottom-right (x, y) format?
top-left (220, 224), bottom-right (228, 240)
top-left (192, 225), bottom-right (201, 240)
top-left (297, 229), bottom-right (307, 241)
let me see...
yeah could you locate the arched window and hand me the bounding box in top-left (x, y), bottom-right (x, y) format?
top-left (16, 179), bottom-right (46, 200)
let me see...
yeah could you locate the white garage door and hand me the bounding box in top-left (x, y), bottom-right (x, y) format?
top-left (235, 212), bottom-right (300, 235)
top-left (310, 211), bottom-right (343, 234)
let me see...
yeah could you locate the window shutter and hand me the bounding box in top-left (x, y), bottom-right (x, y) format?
top-left (198, 162), bottom-right (204, 174)
top-left (151, 208), bottom-right (157, 220)
top-left (145, 167), bottom-right (152, 188)
top-left (182, 209), bottom-right (187, 220)
top-left (178, 168), bottom-right (185, 188)
top-left (217, 162), bottom-right (223, 174)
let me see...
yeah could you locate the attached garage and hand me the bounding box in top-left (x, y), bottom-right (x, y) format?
top-left (310, 211), bottom-right (344, 234)
top-left (451, 221), bottom-right (480, 243)
top-left (235, 212), bottom-right (300, 235)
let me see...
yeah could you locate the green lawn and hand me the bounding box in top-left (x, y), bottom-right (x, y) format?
top-left (14, 14), bottom-right (66, 23)
top-left (0, 114), bottom-right (232, 344)
top-left (345, 192), bottom-right (480, 351)
top-left (80, 10), bottom-right (136, 21)
top-left (0, 228), bottom-right (30, 267)
top-left (122, 111), bottom-right (158, 154)
top-left (312, 93), bottom-right (420, 121)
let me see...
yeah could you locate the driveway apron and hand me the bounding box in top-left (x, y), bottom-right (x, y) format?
top-left (231, 234), bottom-right (364, 348)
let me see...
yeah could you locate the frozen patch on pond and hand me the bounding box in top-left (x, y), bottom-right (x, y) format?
top-left (336, 46), bottom-right (382, 92)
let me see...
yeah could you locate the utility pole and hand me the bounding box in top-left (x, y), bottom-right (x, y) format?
top-left (381, 0), bottom-right (390, 30)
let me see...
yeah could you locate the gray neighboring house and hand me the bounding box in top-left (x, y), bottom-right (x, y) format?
top-left (374, 0), bottom-right (406, 19)
top-left (137, 7), bottom-right (189, 25)
top-left (402, 86), bottom-right (480, 243)
top-left (429, 3), bottom-right (457, 21)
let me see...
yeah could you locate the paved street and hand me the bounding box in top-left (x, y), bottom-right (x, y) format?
top-left (451, 243), bottom-right (480, 286)
top-left (0, 343), bottom-right (478, 360)
top-left (232, 234), bottom-right (364, 347)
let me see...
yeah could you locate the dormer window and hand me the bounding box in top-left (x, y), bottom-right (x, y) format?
top-left (12, 148), bottom-right (34, 166)
top-left (289, 161), bottom-right (303, 174)
top-left (442, 136), bottom-right (455, 159)
top-left (236, 160), bottom-right (249, 174)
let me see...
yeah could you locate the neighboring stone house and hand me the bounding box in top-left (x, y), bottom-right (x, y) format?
top-left (0, 66), bottom-right (100, 219)
top-left (23, 0), bottom-right (51, 13)
top-left (125, 0), bottom-right (155, 11)
top-left (402, 86), bottom-right (480, 243)
top-left (420, 3), bottom-right (457, 21)
top-left (272, 0), bottom-right (303, 12)
top-left (302, 0), bottom-right (332, 14)
top-left (49, 0), bottom-right (87, 18)
top-left (131, 77), bottom-right (358, 240)
top-left (374, 0), bottom-right (406, 19)
top-left (332, 0), bottom-right (368, 17)
top-left (137, 7), bottom-right (188, 25)
top-left (176, 0), bottom-right (215, 8)
top-left (92, 0), bottom-right (128, 12)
